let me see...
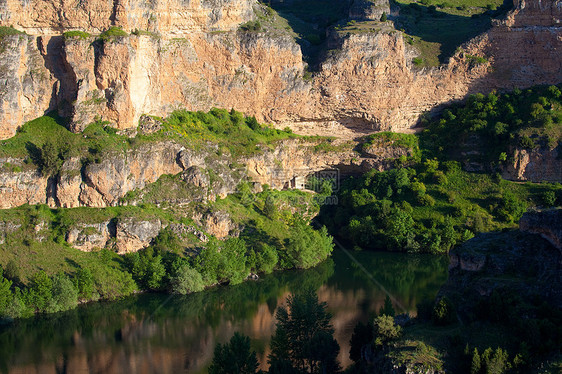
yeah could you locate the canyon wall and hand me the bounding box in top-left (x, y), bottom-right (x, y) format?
top-left (0, 0), bottom-right (560, 139)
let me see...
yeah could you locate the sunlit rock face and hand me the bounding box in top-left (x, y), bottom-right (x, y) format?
top-left (0, 0), bottom-right (560, 139)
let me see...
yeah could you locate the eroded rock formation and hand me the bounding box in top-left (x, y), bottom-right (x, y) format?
top-left (0, 0), bottom-right (559, 139)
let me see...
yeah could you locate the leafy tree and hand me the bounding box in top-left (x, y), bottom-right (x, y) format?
top-left (380, 12), bottom-right (387, 21)
top-left (29, 270), bottom-right (53, 312)
top-left (0, 267), bottom-right (13, 316)
top-left (209, 332), bottom-right (259, 374)
top-left (284, 220), bottom-right (334, 269)
top-left (432, 297), bottom-right (455, 325)
top-left (373, 315), bottom-right (401, 347)
top-left (74, 268), bottom-right (94, 299)
top-left (47, 273), bottom-right (78, 313)
top-left (125, 248), bottom-right (167, 290)
top-left (170, 264), bottom-right (205, 294)
top-left (38, 141), bottom-right (63, 176)
top-left (254, 243), bottom-right (278, 274)
top-left (268, 289), bottom-right (341, 373)
top-left (218, 238), bottom-right (249, 285)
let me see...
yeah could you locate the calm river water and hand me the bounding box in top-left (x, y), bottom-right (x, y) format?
top-left (0, 250), bottom-right (448, 373)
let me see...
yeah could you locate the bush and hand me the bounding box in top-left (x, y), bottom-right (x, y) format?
top-left (63, 30), bottom-right (91, 40)
top-left (47, 273), bottom-right (78, 313)
top-left (542, 190), bottom-right (556, 207)
top-left (283, 221), bottom-right (334, 269)
top-left (74, 268), bottom-right (94, 300)
top-left (418, 193), bottom-right (436, 207)
top-left (432, 297), bottom-right (455, 325)
top-left (99, 26), bottom-right (128, 41)
top-left (380, 12), bottom-right (387, 22)
top-left (373, 315), bottom-right (401, 346)
top-left (170, 265), bottom-right (205, 294)
top-left (239, 20), bottom-right (262, 32)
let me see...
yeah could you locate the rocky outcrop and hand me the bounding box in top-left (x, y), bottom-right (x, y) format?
top-left (519, 209), bottom-right (562, 251)
top-left (501, 146), bottom-right (562, 182)
top-left (442, 227), bottom-right (562, 320)
top-left (66, 220), bottom-right (113, 251)
top-left (0, 0), bottom-right (255, 34)
top-left (0, 136), bottom-right (402, 209)
top-left (0, 35), bottom-right (53, 139)
top-left (115, 217), bottom-right (162, 254)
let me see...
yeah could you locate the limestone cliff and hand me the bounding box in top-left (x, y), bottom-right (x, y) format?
top-left (0, 0), bottom-right (559, 139)
top-left (0, 137), bottom-right (388, 209)
top-left (501, 145), bottom-right (562, 182)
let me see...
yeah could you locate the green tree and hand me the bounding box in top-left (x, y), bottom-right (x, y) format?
top-left (471, 348), bottom-right (482, 374)
top-left (47, 273), bottom-right (78, 313)
top-left (284, 220), bottom-right (334, 269)
top-left (170, 264), bottom-right (205, 294)
top-left (378, 295), bottom-right (395, 317)
top-left (209, 332), bottom-right (259, 374)
top-left (29, 270), bottom-right (53, 313)
top-left (39, 141), bottom-right (63, 177)
top-left (0, 267), bottom-right (13, 316)
top-left (349, 321), bottom-right (374, 362)
top-left (373, 315), bottom-right (401, 347)
top-left (269, 289), bottom-right (341, 373)
top-left (74, 268), bottom-right (94, 299)
top-left (432, 297), bottom-right (455, 325)
top-left (380, 12), bottom-right (387, 21)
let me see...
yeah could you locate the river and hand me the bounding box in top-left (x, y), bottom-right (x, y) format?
top-left (0, 250), bottom-right (448, 373)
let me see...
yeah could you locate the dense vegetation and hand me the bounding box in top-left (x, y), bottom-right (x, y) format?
top-left (0, 108), bottom-right (297, 172)
top-left (422, 84), bottom-right (562, 169)
top-left (0, 187), bottom-right (334, 319)
top-left (320, 84), bottom-right (562, 254)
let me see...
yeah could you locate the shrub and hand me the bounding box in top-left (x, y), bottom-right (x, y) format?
top-left (373, 315), bottom-right (401, 346)
top-left (99, 26), bottom-right (128, 41)
top-left (432, 297), bottom-right (455, 325)
top-left (542, 190), bottom-right (556, 207)
top-left (170, 265), bottom-right (205, 294)
top-left (283, 221), bottom-right (334, 269)
top-left (239, 20), bottom-right (262, 32)
top-left (418, 193), bottom-right (436, 207)
top-left (47, 273), bottom-right (78, 313)
top-left (74, 268), bottom-right (95, 300)
top-left (380, 12), bottom-right (387, 22)
top-left (63, 30), bottom-right (91, 40)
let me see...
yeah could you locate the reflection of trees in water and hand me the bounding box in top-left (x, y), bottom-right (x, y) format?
top-left (0, 259), bottom-right (335, 373)
top-left (328, 251), bottom-right (448, 311)
top-left (0, 253), bottom-right (447, 373)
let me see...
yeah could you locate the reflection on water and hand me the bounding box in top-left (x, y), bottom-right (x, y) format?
top-left (0, 250), bottom-right (448, 373)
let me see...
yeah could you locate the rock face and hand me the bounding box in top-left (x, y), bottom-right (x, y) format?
top-left (0, 0), bottom-right (560, 138)
top-left (445, 232), bottom-right (562, 316)
top-left (443, 221), bottom-right (562, 319)
top-left (519, 209), bottom-right (562, 251)
top-left (0, 0), bottom-right (255, 34)
top-left (0, 137), bottom-right (389, 209)
top-left (501, 146), bottom-right (562, 182)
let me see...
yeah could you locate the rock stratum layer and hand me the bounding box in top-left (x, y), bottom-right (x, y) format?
top-left (0, 0), bottom-right (560, 139)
